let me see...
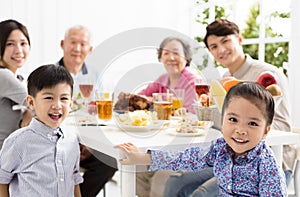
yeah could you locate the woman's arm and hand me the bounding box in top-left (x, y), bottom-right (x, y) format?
top-left (74, 184), bottom-right (81, 197)
top-left (0, 184), bottom-right (9, 197)
top-left (114, 143), bottom-right (151, 165)
top-left (20, 109), bottom-right (34, 127)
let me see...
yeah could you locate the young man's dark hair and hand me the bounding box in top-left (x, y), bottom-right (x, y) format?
top-left (203, 18), bottom-right (240, 48)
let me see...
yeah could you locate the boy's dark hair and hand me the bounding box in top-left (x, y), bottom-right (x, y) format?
top-left (204, 18), bottom-right (240, 48)
top-left (0, 19), bottom-right (31, 59)
top-left (27, 64), bottom-right (74, 97)
top-left (222, 81), bottom-right (275, 126)
top-left (157, 37), bottom-right (192, 67)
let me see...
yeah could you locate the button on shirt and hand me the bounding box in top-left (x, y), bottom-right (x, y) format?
top-left (149, 138), bottom-right (287, 196)
top-left (0, 118), bottom-right (83, 197)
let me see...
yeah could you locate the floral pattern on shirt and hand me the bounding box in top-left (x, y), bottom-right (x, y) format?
top-left (149, 138), bottom-right (286, 196)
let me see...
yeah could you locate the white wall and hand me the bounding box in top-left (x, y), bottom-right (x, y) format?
top-left (0, 0), bottom-right (193, 78)
top-left (1, 0), bottom-right (299, 127)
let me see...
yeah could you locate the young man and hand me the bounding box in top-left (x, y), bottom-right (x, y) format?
top-left (57, 25), bottom-right (117, 197)
top-left (0, 65), bottom-right (83, 197)
top-left (164, 18), bottom-right (295, 197)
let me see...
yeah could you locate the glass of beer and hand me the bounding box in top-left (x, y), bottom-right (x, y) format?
top-left (96, 91), bottom-right (113, 121)
top-left (152, 93), bottom-right (173, 120)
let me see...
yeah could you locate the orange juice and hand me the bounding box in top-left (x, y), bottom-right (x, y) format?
top-left (96, 100), bottom-right (113, 120)
top-left (172, 98), bottom-right (183, 110)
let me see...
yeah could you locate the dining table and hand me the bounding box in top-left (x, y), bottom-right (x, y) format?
top-left (62, 111), bottom-right (300, 197)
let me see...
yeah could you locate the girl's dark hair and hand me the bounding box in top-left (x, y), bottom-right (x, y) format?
top-left (0, 19), bottom-right (31, 58)
top-left (204, 18), bottom-right (240, 48)
top-left (222, 81), bottom-right (275, 126)
top-left (27, 64), bottom-right (74, 97)
top-left (157, 37), bottom-right (192, 67)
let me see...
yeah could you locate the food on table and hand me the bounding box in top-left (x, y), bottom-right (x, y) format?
top-left (175, 117), bottom-right (209, 133)
top-left (198, 93), bottom-right (214, 107)
top-left (266, 84), bottom-right (282, 96)
top-left (210, 80), bottom-right (227, 112)
top-left (114, 92), bottom-right (153, 112)
top-left (222, 78), bottom-right (243, 92)
top-left (220, 76), bottom-right (236, 84)
top-left (116, 110), bottom-right (157, 126)
top-left (256, 71), bottom-right (277, 87)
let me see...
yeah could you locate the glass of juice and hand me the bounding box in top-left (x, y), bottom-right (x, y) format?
top-left (172, 89), bottom-right (184, 110)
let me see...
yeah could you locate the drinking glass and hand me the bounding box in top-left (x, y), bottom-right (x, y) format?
top-left (194, 78), bottom-right (210, 99)
top-left (96, 91), bottom-right (114, 121)
top-left (152, 93), bottom-right (173, 120)
top-left (172, 89), bottom-right (184, 110)
top-left (79, 84), bottom-right (94, 111)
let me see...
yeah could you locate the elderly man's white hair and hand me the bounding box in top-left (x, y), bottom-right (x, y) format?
top-left (64, 25), bottom-right (92, 42)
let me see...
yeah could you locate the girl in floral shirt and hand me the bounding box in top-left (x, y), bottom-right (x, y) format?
top-left (115, 81), bottom-right (286, 196)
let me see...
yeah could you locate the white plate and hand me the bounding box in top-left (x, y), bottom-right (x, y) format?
top-left (166, 128), bottom-right (206, 137)
top-left (192, 121), bottom-right (214, 130)
top-left (117, 121), bottom-right (165, 132)
top-left (170, 116), bottom-right (183, 120)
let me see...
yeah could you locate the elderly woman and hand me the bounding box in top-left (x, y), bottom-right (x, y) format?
top-left (136, 37), bottom-right (201, 197)
top-left (139, 36), bottom-right (198, 113)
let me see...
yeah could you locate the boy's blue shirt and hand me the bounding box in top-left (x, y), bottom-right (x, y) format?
top-left (149, 137), bottom-right (287, 196)
top-left (0, 118), bottom-right (83, 197)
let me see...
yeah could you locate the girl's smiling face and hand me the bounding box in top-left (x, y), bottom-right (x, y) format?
top-left (222, 97), bottom-right (270, 158)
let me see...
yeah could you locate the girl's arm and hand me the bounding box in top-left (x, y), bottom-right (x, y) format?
top-left (114, 143), bottom-right (151, 165)
top-left (0, 184), bottom-right (9, 197)
top-left (74, 184), bottom-right (81, 197)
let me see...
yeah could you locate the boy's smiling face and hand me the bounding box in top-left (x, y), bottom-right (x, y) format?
top-left (27, 83), bottom-right (72, 128)
top-left (222, 97), bottom-right (270, 158)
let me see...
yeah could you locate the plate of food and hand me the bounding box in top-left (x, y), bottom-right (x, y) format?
top-left (192, 121), bottom-right (214, 130)
top-left (115, 110), bottom-right (165, 132)
top-left (118, 121), bottom-right (165, 132)
top-left (166, 127), bottom-right (206, 137)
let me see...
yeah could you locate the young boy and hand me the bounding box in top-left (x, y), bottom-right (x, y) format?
top-left (0, 64), bottom-right (83, 197)
top-left (115, 82), bottom-right (287, 196)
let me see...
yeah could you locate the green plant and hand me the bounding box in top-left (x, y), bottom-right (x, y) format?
top-left (242, 3), bottom-right (289, 74)
top-left (194, 1), bottom-right (289, 75)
